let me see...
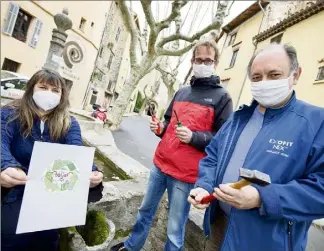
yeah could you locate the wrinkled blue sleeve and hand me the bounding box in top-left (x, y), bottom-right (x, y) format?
top-left (256, 121), bottom-right (324, 221)
top-left (1, 108), bottom-right (25, 171)
top-left (194, 133), bottom-right (220, 194)
top-left (65, 117), bottom-right (97, 171)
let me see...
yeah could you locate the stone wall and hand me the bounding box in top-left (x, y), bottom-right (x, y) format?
top-left (144, 198), bottom-right (206, 251)
top-left (81, 125), bottom-right (207, 251)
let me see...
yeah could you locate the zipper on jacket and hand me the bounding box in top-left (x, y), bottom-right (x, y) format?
top-left (287, 221), bottom-right (293, 251)
top-left (40, 121), bottom-right (44, 141)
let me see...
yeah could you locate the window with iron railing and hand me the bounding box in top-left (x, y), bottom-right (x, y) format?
top-left (3, 3), bottom-right (43, 48)
top-left (12, 9), bottom-right (32, 43)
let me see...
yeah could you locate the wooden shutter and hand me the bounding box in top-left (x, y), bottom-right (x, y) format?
top-left (3, 2), bottom-right (19, 36)
top-left (29, 19), bottom-right (43, 48)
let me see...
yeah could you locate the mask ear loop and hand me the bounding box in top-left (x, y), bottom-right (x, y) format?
top-left (290, 71), bottom-right (297, 86)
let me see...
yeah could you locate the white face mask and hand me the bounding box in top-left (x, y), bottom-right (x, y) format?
top-left (250, 74), bottom-right (294, 107)
top-left (192, 63), bottom-right (214, 78)
top-left (33, 90), bottom-right (61, 111)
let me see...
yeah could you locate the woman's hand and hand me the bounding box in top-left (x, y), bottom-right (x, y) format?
top-left (90, 171), bottom-right (103, 188)
top-left (0, 167), bottom-right (27, 188)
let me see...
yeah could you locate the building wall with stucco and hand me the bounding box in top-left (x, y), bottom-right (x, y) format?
top-left (1, 1), bottom-right (111, 108)
top-left (237, 8), bottom-right (324, 107)
top-left (216, 11), bottom-right (264, 109)
top-left (216, 2), bottom-right (324, 109)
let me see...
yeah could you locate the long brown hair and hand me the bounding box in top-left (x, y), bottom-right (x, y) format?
top-left (5, 69), bottom-right (71, 141)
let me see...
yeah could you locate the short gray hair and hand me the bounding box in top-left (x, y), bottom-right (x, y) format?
top-left (247, 44), bottom-right (299, 78)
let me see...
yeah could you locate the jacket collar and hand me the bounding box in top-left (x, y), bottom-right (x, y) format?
top-left (236, 91), bottom-right (297, 120)
top-left (189, 75), bottom-right (220, 88)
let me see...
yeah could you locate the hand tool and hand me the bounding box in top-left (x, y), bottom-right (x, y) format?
top-left (151, 107), bottom-right (161, 134)
top-left (191, 168), bottom-right (271, 204)
top-left (173, 110), bottom-right (182, 127)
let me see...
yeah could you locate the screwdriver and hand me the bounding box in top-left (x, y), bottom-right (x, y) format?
top-left (173, 110), bottom-right (182, 127)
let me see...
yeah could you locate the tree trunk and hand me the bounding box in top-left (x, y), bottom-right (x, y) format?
top-left (107, 71), bottom-right (141, 130)
top-left (167, 86), bottom-right (175, 107)
top-left (108, 57), bottom-right (156, 129)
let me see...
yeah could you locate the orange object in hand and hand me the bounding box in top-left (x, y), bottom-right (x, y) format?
top-left (191, 168), bottom-right (271, 204)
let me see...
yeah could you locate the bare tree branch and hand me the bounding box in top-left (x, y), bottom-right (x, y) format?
top-left (157, 0), bottom-right (188, 31)
top-left (140, 0), bottom-right (161, 56)
top-left (226, 1), bottom-right (235, 17)
top-left (158, 69), bottom-right (172, 89)
top-left (146, 59), bottom-right (160, 74)
top-left (118, 0), bottom-right (140, 68)
top-left (157, 42), bottom-right (196, 57)
top-left (157, 1), bottom-right (229, 49)
top-left (156, 62), bottom-right (179, 96)
top-left (140, 0), bottom-right (156, 30)
top-left (143, 83), bottom-right (150, 98)
top-left (139, 35), bottom-right (147, 55)
top-left (217, 0), bottom-right (221, 9)
top-left (158, 21), bottom-right (223, 48)
top-left (156, 65), bottom-right (174, 79)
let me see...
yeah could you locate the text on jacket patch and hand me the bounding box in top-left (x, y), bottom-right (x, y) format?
top-left (266, 139), bottom-right (294, 158)
top-left (204, 98), bottom-right (213, 103)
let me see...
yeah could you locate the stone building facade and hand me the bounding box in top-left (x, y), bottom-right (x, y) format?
top-left (0, 1), bottom-right (112, 108)
top-left (84, 1), bottom-right (130, 111)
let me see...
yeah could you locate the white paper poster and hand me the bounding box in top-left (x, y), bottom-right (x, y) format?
top-left (16, 141), bottom-right (95, 234)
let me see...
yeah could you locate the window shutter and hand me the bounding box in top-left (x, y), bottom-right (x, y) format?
top-left (29, 19), bottom-right (43, 48)
top-left (3, 2), bottom-right (19, 36)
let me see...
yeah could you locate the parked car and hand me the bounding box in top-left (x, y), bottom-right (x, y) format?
top-left (1, 70), bottom-right (29, 99)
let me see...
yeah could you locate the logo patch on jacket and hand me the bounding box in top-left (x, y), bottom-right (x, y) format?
top-left (266, 138), bottom-right (293, 158)
top-left (204, 98), bottom-right (213, 103)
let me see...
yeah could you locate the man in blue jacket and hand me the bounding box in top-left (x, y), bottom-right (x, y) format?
top-left (188, 44), bottom-right (324, 251)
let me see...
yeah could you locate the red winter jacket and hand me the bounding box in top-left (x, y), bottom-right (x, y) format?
top-left (154, 76), bottom-right (233, 183)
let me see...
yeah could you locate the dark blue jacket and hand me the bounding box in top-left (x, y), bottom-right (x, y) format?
top-left (195, 93), bottom-right (324, 251)
top-left (1, 107), bottom-right (96, 203)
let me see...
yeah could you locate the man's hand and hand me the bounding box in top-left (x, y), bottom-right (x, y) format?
top-left (149, 118), bottom-right (164, 135)
top-left (90, 171), bottom-right (103, 188)
top-left (188, 187), bottom-right (210, 209)
top-left (214, 184), bottom-right (261, 209)
top-left (176, 126), bottom-right (193, 144)
top-left (0, 167), bottom-right (27, 188)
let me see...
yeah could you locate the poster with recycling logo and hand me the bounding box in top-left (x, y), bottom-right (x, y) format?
top-left (44, 160), bottom-right (79, 192)
top-left (16, 142), bottom-right (95, 234)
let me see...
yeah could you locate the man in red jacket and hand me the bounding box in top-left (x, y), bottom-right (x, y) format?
top-left (111, 40), bottom-right (233, 251)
